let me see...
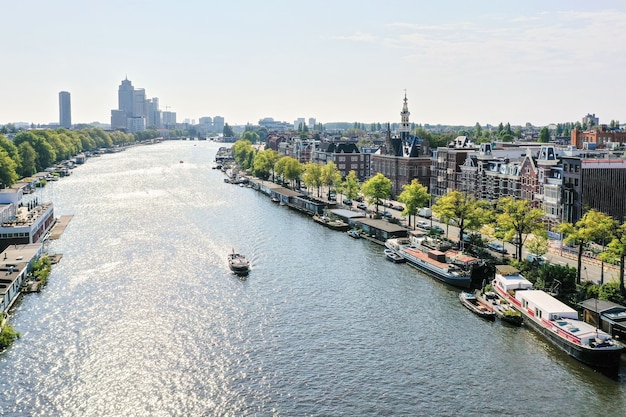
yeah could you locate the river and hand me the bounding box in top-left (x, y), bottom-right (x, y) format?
top-left (1, 140), bottom-right (625, 416)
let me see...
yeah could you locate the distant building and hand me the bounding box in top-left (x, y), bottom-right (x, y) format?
top-left (213, 116), bottom-right (225, 133)
top-left (582, 113), bottom-right (599, 127)
top-left (308, 117), bottom-right (316, 130)
top-left (162, 111), bottom-right (177, 129)
top-left (259, 117), bottom-right (291, 132)
top-left (58, 91), bottom-right (71, 129)
top-left (294, 117), bottom-right (306, 130)
top-left (146, 98), bottom-right (161, 128)
top-left (570, 125), bottom-right (626, 150)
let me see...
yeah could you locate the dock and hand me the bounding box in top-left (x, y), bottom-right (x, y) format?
top-left (48, 215), bottom-right (73, 240)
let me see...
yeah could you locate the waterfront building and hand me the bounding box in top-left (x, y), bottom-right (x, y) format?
top-left (0, 244), bottom-right (44, 314)
top-left (259, 118), bottom-right (292, 132)
top-left (562, 152), bottom-right (626, 223)
top-left (58, 91), bottom-right (71, 129)
top-left (0, 187), bottom-right (55, 252)
top-left (146, 98), bottom-right (161, 128)
top-left (312, 142), bottom-right (365, 180)
top-left (370, 93), bottom-right (431, 197)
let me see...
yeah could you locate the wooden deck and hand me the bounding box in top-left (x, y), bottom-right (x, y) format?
top-left (48, 215), bottom-right (73, 240)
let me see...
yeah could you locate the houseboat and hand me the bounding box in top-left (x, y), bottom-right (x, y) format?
top-left (493, 266), bottom-right (623, 371)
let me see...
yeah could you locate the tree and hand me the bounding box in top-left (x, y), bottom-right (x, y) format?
top-left (432, 191), bottom-right (490, 241)
top-left (302, 162), bottom-right (323, 196)
top-left (232, 140), bottom-right (254, 169)
top-left (525, 234), bottom-right (549, 257)
top-left (240, 131), bottom-right (260, 144)
top-left (283, 157), bottom-right (303, 189)
top-left (473, 122), bottom-right (482, 139)
top-left (252, 150), bottom-right (271, 180)
top-left (361, 173), bottom-right (392, 214)
top-left (558, 209), bottom-right (615, 285)
top-left (321, 161), bottom-right (341, 199)
top-left (0, 149), bottom-right (18, 187)
top-left (341, 171), bottom-right (360, 201)
top-left (496, 197), bottom-right (546, 261)
top-left (539, 127), bottom-right (550, 143)
top-left (397, 179), bottom-right (430, 228)
top-left (17, 141), bottom-right (37, 177)
top-left (223, 123), bottom-right (234, 137)
top-left (599, 221), bottom-right (626, 296)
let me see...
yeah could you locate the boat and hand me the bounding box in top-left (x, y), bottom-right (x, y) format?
top-left (384, 248), bottom-right (406, 263)
top-left (492, 265), bottom-right (623, 371)
top-left (228, 249), bottom-right (250, 275)
top-left (347, 229), bottom-right (361, 239)
top-left (312, 214), bottom-right (350, 231)
top-left (475, 290), bottom-right (523, 326)
top-left (459, 291), bottom-right (496, 320)
top-left (271, 197), bottom-right (280, 203)
top-left (394, 235), bottom-right (478, 289)
top-left (385, 237), bottom-right (411, 253)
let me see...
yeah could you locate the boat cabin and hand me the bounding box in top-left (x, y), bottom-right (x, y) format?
top-left (578, 298), bottom-right (626, 342)
top-left (493, 265), bottom-right (533, 298)
top-left (515, 290), bottom-right (578, 321)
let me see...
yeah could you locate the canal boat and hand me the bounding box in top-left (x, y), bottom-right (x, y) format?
top-left (228, 249), bottom-right (250, 275)
top-left (459, 291), bottom-right (496, 320)
top-left (384, 248), bottom-right (406, 263)
top-left (492, 265), bottom-right (623, 371)
top-left (397, 245), bottom-right (474, 289)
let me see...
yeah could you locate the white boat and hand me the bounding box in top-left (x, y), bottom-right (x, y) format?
top-left (228, 249), bottom-right (250, 275)
top-left (384, 248), bottom-right (406, 263)
top-left (492, 265), bottom-right (623, 371)
top-left (459, 291), bottom-right (496, 320)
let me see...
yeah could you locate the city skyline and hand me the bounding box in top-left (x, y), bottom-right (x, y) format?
top-left (2, 1), bottom-right (626, 127)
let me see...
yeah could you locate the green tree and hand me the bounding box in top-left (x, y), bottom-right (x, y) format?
top-left (0, 149), bottom-right (18, 187)
top-left (525, 234), bottom-right (549, 257)
top-left (252, 150), bottom-right (271, 180)
top-left (432, 191), bottom-right (490, 241)
top-left (397, 179), bottom-right (430, 229)
top-left (599, 221), bottom-right (626, 296)
top-left (473, 122), bottom-right (482, 139)
top-left (558, 209), bottom-right (615, 285)
top-left (302, 162), bottom-right (323, 196)
top-left (496, 197), bottom-right (546, 261)
top-left (341, 171), bottom-right (360, 201)
top-left (282, 157), bottom-right (303, 189)
top-left (17, 142), bottom-right (37, 177)
top-left (361, 173), bottom-right (392, 214)
top-left (539, 126), bottom-right (550, 143)
top-left (232, 140), bottom-right (254, 169)
top-left (321, 161), bottom-right (341, 199)
top-left (223, 123), bottom-right (235, 137)
top-left (240, 131), bottom-right (260, 144)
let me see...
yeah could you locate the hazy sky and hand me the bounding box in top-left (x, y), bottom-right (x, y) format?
top-left (2, 0), bottom-right (625, 127)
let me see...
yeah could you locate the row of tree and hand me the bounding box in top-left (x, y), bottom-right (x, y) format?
top-left (0, 128), bottom-right (161, 187)
top-left (231, 139), bottom-right (626, 299)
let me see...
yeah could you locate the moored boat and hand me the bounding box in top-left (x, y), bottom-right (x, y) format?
top-left (384, 248), bottom-right (406, 263)
top-left (228, 249), bottom-right (250, 275)
top-left (347, 229), bottom-right (361, 239)
top-left (398, 245), bottom-right (474, 289)
top-left (475, 290), bottom-right (523, 326)
top-left (312, 214), bottom-right (350, 231)
top-left (459, 291), bottom-right (496, 320)
top-left (492, 265), bottom-right (623, 371)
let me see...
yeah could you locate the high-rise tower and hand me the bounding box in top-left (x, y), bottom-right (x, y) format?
top-left (118, 77), bottom-right (134, 117)
top-left (59, 91), bottom-right (71, 129)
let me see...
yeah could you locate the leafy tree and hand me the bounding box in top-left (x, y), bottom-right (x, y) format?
top-left (599, 221), bottom-right (626, 296)
top-left (282, 157), bottom-right (303, 189)
top-left (432, 191), bottom-right (490, 242)
top-left (13, 132), bottom-right (56, 171)
top-left (223, 123), bottom-right (235, 137)
top-left (397, 179), bottom-right (430, 229)
top-left (232, 140), bottom-right (254, 169)
top-left (525, 234), bottom-right (549, 257)
top-left (361, 173), bottom-right (392, 214)
top-left (473, 122), bottom-right (482, 139)
top-left (321, 161), bottom-right (341, 199)
top-left (341, 170), bottom-right (360, 201)
top-left (240, 131), bottom-right (260, 144)
top-left (17, 142), bottom-right (37, 177)
top-left (0, 149), bottom-right (18, 187)
top-left (539, 126), bottom-right (550, 143)
top-left (496, 197), bottom-right (546, 261)
top-left (252, 150), bottom-right (271, 180)
top-left (558, 209), bottom-right (615, 285)
top-left (302, 162), bottom-right (323, 196)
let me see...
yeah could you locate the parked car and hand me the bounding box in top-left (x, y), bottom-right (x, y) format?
top-left (417, 220), bottom-right (431, 230)
top-left (392, 205), bottom-right (404, 211)
top-left (382, 210), bottom-right (393, 218)
top-left (418, 207), bottom-right (432, 218)
top-left (488, 242), bottom-right (508, 254)
top-left (355, 196), bottom-right (363, 202)
top-left (527, 253), bottom-right (545, 264)
top-left (357, 202), bottom-right (368, 210)
top-left (344, 199), bottom-right (353, 206)
top-left (431, 225), bottom-right (444, 234)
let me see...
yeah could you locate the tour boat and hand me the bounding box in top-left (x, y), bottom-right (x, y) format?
top-left (492, 265), bottom-right (623, 370)
top-left (228, 249), bottom-right (250, 276)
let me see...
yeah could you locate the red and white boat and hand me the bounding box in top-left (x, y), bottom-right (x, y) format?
top-left (492, 265), bottom-right (623, 371)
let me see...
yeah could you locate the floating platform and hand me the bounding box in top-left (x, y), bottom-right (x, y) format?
top-left (48, 215), bottom-right (73, 240)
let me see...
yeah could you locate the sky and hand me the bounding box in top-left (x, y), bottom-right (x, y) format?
top-left (2, 0), bottom-right (626, 128)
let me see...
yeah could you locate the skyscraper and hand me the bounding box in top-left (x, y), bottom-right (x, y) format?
top-left (59, 91), bottom-right (71, 128)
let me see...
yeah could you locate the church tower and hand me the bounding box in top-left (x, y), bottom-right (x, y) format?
top-left (399, 91), bottom-right (411, 144)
